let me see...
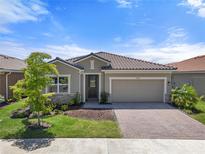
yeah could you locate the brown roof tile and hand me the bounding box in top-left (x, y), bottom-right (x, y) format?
top-left (0, 55), bottom-right (26, 71)
top-left (168, 55), bottom-right (205, 72)
top-left (67, 51), bottom-right (176, 70)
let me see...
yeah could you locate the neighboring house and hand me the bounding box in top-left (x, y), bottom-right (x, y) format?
top-left (49, 52), bottom-right (176, 103)
top-left (168, 55), bottom-right (205, 96)
top-left (0, 55), bottom-right (26, 99)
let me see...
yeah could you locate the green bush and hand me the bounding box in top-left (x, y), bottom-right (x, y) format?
top-left (171, 84), bottom-right (200, 110)
top-left (69, 92), bottom-right (81, 105)
top-left (61, 104), bottom-right (69, 111)
top-left (100, 92), bottom-right (110, 104)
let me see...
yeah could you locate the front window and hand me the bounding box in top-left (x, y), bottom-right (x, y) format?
top-left (47, 75), bottom-right (70, 94)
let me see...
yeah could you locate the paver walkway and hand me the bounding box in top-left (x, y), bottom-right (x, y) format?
top-left (114, 102), bottom-right (205, 139)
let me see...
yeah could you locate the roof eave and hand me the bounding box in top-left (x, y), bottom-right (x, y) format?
top-left (48, 57), bottom-right (84, 71)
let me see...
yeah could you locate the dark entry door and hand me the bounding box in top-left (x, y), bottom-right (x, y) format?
top-left (86, 75), bottom-right (99, 101)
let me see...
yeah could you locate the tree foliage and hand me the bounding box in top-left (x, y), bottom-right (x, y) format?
top-left (11, 52), bottom-right (58, 126)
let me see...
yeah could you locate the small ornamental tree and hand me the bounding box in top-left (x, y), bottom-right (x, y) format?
top-left (171, 84), bottom-right (199, 110)
top-left (11, 52), bottom-right (58, 126)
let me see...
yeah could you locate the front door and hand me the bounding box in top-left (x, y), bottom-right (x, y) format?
top-left (86, 75), bottom-right (99, 101)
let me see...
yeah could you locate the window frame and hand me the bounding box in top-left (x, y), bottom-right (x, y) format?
top-left (46, 74), bottom-right (71, 94)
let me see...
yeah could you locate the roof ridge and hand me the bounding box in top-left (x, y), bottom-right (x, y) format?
top-left (0, 54), bottom-right (25, 62)
top-left (96, 51), bottom-right (175, 69)
top-left (170, 54), bottom-right (205, 65)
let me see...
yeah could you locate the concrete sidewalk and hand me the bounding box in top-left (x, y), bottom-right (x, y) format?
top-left (1, 138), bottom-right (205, 154)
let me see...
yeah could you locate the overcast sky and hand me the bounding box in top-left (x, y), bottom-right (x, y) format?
top-left (0, 0), bottom-right (205, 63)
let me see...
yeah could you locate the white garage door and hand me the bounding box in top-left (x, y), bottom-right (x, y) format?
top-left (111, 79), bottom-right (164, 102)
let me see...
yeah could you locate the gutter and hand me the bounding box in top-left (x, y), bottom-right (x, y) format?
top-left (5, 72), bottom-right (11, 99)
top-left (0, 68), bottom-right (23, 73)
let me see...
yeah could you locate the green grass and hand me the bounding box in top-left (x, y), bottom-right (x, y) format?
top-left (189, 101), bottom-right (205, 125)
top-left (0, 101), bottom-right (121, 139)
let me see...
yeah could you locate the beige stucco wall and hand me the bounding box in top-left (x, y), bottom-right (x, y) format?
top-left (0, 72), bottom-right (24, 99)
top-left (53, 61), bottom-right (80, 94)
top-left (172, 73), bottom-right (205, 96)
top-left (104, 72), bottom-right (172, 102)
top-left (0, 74), bottom-right (6, 98)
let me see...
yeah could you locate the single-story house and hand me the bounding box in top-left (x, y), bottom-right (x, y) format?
top-left (49, 52), bottom-right (176, 103)
top-left (168, 55), bottom-right (205, 96)
top-left (0, 55), bottom-right (26, 99)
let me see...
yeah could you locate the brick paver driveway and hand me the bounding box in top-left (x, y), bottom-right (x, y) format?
top-left (113, 103), bottom-right (205, 139)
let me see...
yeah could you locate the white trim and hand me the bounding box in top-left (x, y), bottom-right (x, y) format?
top-left (50, 59), bottom-right (82, 71)
top-left (83, 73), bottom-right (101, 102)
top-left (5, 72), bottom-right (11, 99)
top-left (83, 73), bottom-right (86, 102)
top-left (173, 71), bottom-right (205, 74)
top-left (0, 69), bottom-right (23, 73)
top-left (79, 73), bottom-right (81, 93)
top-left (109, 76), bottom-right (167, 103)
top-left (74, 54), bottom-right (110, 64)
top-left (47, 74), bottom-right (71, 94)
top-left (103, 70), bottom-right (173, 74)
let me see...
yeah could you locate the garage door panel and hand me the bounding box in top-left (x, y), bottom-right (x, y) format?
top-left (111, 80), bottom-right (164, 102)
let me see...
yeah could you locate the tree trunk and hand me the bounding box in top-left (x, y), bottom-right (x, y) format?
top-left (37, 111), bottom-right (41, 126)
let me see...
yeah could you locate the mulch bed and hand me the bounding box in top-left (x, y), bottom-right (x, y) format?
top-left (64, 109), bottom-right (116, 121)
top-left (27, 122), bottom-right (52, 129)
top-left (0, 102), bottom-right (9, 108)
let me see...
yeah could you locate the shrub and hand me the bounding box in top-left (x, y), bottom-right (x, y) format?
top-left (69, 92), bottom-right (81, 105)
top-left (171, 84), bottom-right (200, 110)
top-left (61, 104), bottom-right (69, 111)
top-left (100, 92), bottom-right (110, 104)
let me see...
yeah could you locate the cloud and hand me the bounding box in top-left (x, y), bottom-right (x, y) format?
top-left (0, 40), bottom-right (93, 60)
top-left (113, 27), bottom-right (205, 64)
top-left (180, 0), bottom-right (205, 18)
top-left (165, 27), bottom-right (187, 44)
top-left (115, 0), bottom-right (138, 8)
top-left (126, 43), bottom-right (205, 64)
top-left (0, 0), bottom-right (49, 33)
top-left (114, 37), bottom-right (154, 49)
top-left (38, 44), bottom-right (94, 59)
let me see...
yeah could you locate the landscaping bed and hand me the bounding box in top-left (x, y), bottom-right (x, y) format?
top-left (0, 101), bottom-right (121, 138)
top-left (64, 109), bottom-right (116, 121)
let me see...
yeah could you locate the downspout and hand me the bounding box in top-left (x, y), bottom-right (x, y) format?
top-left (5, 72), bottom-right (11, 99)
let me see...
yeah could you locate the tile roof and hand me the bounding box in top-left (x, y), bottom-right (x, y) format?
top-left (49, 57), bottom-right (84, 70)
top-left (67, 51), bottom-right (176, 70)
top-left (0, 55), bottom-right (26, 71)
top-left (168, 55), bottom-right (205, 72)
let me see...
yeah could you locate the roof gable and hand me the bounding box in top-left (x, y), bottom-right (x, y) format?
top-left (73, 53), bottom-right (111, 64)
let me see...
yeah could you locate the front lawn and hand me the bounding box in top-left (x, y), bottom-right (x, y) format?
top-left (0, 101), bottom-right (121, 138)
top-left (189, 101), bottom-right (205, 125)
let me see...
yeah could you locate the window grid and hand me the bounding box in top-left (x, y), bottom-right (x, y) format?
top-left (47, 75), bottom-right (70, 94)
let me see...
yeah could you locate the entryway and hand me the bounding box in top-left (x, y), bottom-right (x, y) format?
top-left (85, 74), bottom-right (99, 101)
